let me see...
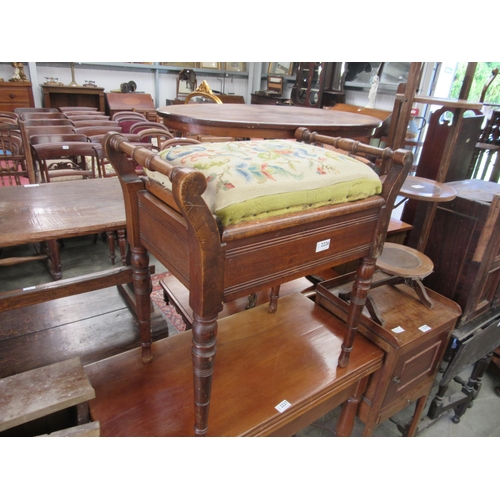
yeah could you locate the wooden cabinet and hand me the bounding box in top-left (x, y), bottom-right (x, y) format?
top-left (0, 81), bottom-right (34, 112)
top-left (41, 85), bottom-right (105, 112)
top-left (419, 179), bottom-right (500, 326)
top-left (316, 271), bottom-right (461, 436)
top-left (291, 62), bottom-right (344, 108)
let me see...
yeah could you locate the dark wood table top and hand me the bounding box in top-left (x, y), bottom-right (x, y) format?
top-left (400, 175), bottom-right (457, 202)
top-left (157, 103), bottom-right (382, 139)
top-left (0, 178), bottom-right (126, 248)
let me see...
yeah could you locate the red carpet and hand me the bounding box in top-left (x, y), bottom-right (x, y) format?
top-left (151, 272), bottom-right (187, 332)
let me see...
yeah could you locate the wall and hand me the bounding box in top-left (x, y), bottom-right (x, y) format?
top-left (0, 62), bottom-right (253, 108)
top-left (1, 61), bottom-right (407, 111)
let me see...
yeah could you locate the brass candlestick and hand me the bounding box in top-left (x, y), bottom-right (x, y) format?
top-left (68, 62), bottom-right (79, 87)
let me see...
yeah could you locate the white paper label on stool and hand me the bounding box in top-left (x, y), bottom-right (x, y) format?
top-left (411, 184), bottom-right (425, 189)
top-left (275, 400), bottom-right (291, 413)
top-left (392, 326), bottom-right (405, 334)
top-left (24, 184), bottom-right (39, 187)
top-left (419, 324), bottom-right (432, 332)
top-left (316, 239), bottom-right (330, 252)
top-left (23, 286), bottom-right (36, 291)
top-left (62, 145), bottom-right (69, 149)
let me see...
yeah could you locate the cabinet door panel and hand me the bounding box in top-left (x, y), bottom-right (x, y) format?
top-left (382, 336), bottom-right (445, 407)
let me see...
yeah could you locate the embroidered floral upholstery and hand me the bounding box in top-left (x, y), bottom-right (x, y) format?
top-left (150, 140), bottom-right (382, 226)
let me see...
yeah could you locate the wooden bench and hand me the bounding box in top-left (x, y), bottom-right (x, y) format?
top-left (0, 357), bottom-right (96, 435)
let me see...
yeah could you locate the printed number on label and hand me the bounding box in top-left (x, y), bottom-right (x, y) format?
top-left (316, 239), bottom-right (330, 253)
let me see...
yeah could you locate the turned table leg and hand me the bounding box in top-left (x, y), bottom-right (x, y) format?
top-left (336, 376), bottom-right (369, 437)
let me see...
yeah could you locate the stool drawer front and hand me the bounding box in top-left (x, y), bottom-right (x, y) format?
top-left (223, 207), bottom-right (382, 301)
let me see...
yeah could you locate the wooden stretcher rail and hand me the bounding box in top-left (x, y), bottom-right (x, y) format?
top-left (0, 267), bottom-right (133, 313)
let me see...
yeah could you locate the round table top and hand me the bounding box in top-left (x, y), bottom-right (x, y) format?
top-left (157, 104), bottom-right (382, 139)
top-left (400, 176), bottom-right (458, 202)
top-left (377, 242), bottom-right (434, 278)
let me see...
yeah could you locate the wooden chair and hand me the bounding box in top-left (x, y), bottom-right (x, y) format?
top-left (19, 124), bottom-right (78, 183)
top-left (330, 103), bottom-right (392, 145)
top-left (0, 112), bottom-right (20, 121)
top-left (58, 106), bottom-right (98, 112)
top-left (20, 112), bottom-right (67, 121)
top-left (0, 123), bottom-right (30, 186)
top-left (103, 128), bottom-right (412, 436)
top-left (68, 115), bottom-right (111, 122)
top-left (0, 117), bottom-right (18, 125)
top-left (135, 128), bottom-right (174, 152)
top-left (113, 113), bottom-right (149, 134)
top-left (22, 119), bottom-right (74, 127)
top-left (30, 140), bottom-right (97, 182)
top-left (14, 108), bottom-right (58, 114)
top-left (70, 120), bottom-right (118, 129)
top-left (129, 121), bottom-right (172, 135)
top-left (63, 111), bottom-right (106, 117)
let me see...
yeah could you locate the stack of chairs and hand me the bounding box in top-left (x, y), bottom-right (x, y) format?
top-left (0, 112), bottom-right (31, 186)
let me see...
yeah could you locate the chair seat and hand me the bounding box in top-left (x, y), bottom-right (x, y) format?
top-left (150, 139), bottom-right (383, 227)
top-left (376, 242), bottom-right (434, 278)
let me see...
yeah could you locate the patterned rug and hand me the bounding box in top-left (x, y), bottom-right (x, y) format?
top-left (151, 272), bottom-right (187, 332)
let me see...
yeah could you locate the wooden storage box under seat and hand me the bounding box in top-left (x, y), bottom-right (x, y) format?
top-left (316, 271), bottom-right (461, 436)
top-left (86, 293), bottom-right (384, 437)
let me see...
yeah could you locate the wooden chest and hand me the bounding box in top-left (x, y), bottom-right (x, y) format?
top-left (0, 81), bottom-right (35, 112)
top-left (316, 271), bottom-right (461, 436)
top-left (420, 179), bottom-right (500, 326)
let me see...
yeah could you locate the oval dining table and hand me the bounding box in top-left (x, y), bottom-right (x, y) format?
top-left (157, 103), bottom-right (382, 140)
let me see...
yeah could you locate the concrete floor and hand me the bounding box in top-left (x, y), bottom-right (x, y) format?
top-left (1, 234), bottom-right (499, 437)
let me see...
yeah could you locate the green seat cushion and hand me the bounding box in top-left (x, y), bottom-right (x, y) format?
top-left (150, 140), bottom-right (382, 226)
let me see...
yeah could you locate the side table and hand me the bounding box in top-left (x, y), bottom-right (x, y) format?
top-left (316, 270), bottom-right (461, 436)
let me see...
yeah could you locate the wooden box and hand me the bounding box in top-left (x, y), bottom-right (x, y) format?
top-left (316, 271), bottom-right (461, 436)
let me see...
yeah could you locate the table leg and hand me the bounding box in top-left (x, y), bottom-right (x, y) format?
top-left (43, 239), bottom-right (62, 280)
top-left (106, 231), bottom-right (116, 265)
top-left (117, 229), bottom-right (127, 265)
top-left (336, 376), bottom-right (369, 437)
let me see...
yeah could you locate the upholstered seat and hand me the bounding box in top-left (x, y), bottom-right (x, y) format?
top-left (148, 139), bottom-right (383, 227)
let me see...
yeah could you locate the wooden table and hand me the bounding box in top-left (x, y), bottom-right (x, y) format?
top-left (41, 85), bottom-right (106, 113)
top-left (0, 178), bottom-right (126, 280)
top-left (157, 103), bottom-right (382, 139)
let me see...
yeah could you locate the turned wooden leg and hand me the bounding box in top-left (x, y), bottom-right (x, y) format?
top-left (191, 312), bottom-right (218, 436)
top-left (130, 245), bottom-right (152, 364)
top-left (336, 376), bottom-right (369, 437)
top-left (117, 229), bottom-right (127, 265)
top-left (106, 230), bottom-right (116, 265)
top-left (338, 256), bottom-right (376, 367)
top-left (268, 285), bottom-right (281, 313)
